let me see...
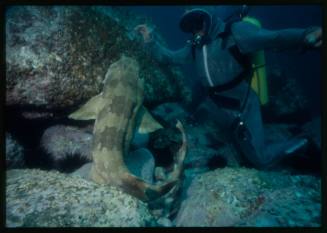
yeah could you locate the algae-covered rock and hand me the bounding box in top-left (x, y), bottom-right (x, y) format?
top-left (175, 167), bottom-right (321, 227)
top-left (6, 169), bottom-right (155, 227)
top-left (6, 6), bottom-right (190, 117)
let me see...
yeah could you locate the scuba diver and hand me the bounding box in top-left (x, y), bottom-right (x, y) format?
top-left (135, 7), bottom-right (322, 169)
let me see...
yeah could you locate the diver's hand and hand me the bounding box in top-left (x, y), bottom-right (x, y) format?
top-left (134, 24), bottom-right (152, 43)
top-left (304, 27), bottom-right (322, 48)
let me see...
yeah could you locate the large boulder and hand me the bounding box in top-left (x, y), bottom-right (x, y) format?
top-left (175, 167), bottom-right (321, 227)
top-left (6, 169), bottom-right (155, 227)
top-left (40, 125), bottom-right (93, 165)
top-left (6, 6), bottom-right (191, 118)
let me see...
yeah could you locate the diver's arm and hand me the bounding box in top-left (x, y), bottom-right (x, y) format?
top-left (231, 21), bottom-right (322, 54)
top-left (135, 24), bottom-right (192, 65)
top-left (144, 38), bottom-right (193, 65)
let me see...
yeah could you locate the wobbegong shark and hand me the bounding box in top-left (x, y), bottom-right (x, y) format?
top-left (69, 55), bottom-right (186, 202)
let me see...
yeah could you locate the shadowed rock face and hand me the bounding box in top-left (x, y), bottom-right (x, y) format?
top-left (263, 77), bottom-right (310, 123)
top-left (6, 6), bottom-right (191, 117)
top-left (6, 133), bottom-right (25, 169)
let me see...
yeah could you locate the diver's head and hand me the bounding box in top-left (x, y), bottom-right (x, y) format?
top-left (180, 8), bottom-right (212, 47)
top-left (179, 8), bottom-right (212, 35)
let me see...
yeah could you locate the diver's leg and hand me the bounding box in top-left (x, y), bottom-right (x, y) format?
top-left (207, 94), bottom-right (265, 167)
top-left (232, 89), bottom-right (271, 168)
top-left (205, 97), bottom-right (239, 132)
top-left (209, 88), bottom-right (275, 168)
top-left (237, 90), bottom-right (308, 169)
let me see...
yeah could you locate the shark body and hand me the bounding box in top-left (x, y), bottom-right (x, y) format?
top-left (69, 56), bottom-right (186, 202)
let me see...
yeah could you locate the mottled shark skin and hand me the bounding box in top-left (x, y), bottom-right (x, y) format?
top-left (69, 55), bottom-right (186, 202)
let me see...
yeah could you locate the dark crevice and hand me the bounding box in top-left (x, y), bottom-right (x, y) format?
top-left (5, 107), bottom-right (93, 170)
top-left (207, 155), bottom-right (228, 170)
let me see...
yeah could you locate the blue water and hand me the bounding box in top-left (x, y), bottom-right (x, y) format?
top-left (126, 5), bottom-right (322, 116)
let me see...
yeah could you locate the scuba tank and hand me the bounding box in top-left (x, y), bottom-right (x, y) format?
top-left (243, 16), bottom-right (269, 106)
top-left (223, 5), bottom-right (269, 106)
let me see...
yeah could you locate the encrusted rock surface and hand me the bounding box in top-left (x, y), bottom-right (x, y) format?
top-left (175, 167), bottom-right (321, 227)
top-left (6, 169), bottom-right (155, 227)
top-left (6, 6), bottom-right (190, 117)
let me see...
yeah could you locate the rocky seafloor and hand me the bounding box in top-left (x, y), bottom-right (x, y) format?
top-left (5, 6), bottom-right (322, 228)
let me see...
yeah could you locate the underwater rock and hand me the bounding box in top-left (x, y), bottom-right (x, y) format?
top-left (151, 102), bottom-right (188, 126)
top-left (175, 167), bottom-right (321, 227)
top-left (192, 97), bottom-right (220, 124)
top-left (130, 131), bottom-right (150, 150)
top-left (176, 168), bottom-right (262, 226)
top-left (21, 111), bottom-right (55, 120)
top-left (157, 217), bottom-right (173, 227)
top-left (265, 78), bottom-right (309, 122)
top-left (40, 125), bottom-right (93, 165)
top-left (236, 174), bottom-right (321, 227)
top-left (6, 133), bottom-right (25, 169)
top-left (264, 123), bottom-right (294, 144)
top-left (70, 162), bottom-right (93, 180)
top-left (301, 117), bottom-right (321, 149)
top-left (124, 148), bottom-right (156, 184)
top-left (6, 6), bottom-right (190, 117)
top-left (6, 169), bottom-right (155, 227)
top-left (183, 124), bottom-right (240, 169)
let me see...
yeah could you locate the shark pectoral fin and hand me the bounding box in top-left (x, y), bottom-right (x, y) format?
top-left (69, 93), bottom-right (104, 120)
top-left (137, 106), bottom-right (163, 134)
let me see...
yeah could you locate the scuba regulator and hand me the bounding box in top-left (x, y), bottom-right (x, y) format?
top-left (187, 22), bottom-right (211, 47)
top-left (192, 33), bottom-right (204, 46)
